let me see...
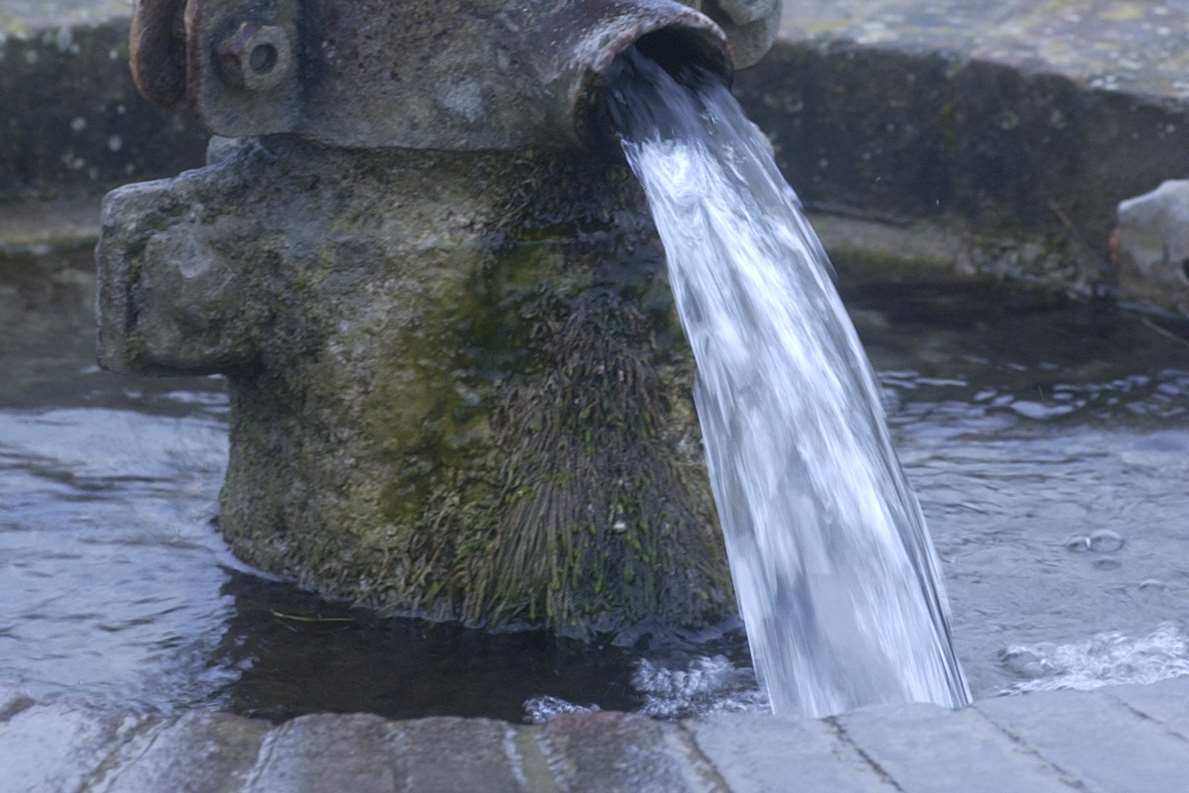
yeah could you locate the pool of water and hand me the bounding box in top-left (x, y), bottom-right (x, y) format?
top-left (2, 250), bottom-right (1187, 722)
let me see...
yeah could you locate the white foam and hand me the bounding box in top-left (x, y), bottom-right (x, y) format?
top-left (999, 622), bottom-right (1189, 694)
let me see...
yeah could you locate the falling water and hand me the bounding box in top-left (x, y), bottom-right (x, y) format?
top-left (608, 52), bottom-right (971, 717)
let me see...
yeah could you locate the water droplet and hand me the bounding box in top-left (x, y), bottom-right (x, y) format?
top-left (1093, 558), bottom-right (1122, 571)
top-left (1089, 529), bottom-right (1124, 553)
top-left (1065, 530), bottom-right (1125, 553)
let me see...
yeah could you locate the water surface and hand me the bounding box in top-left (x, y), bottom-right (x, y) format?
top-left (2, 241), bottom-right (1187, 722)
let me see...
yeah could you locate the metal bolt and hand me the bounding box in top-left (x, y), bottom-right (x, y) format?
top-left (216, 21), bottom-right (292, 92)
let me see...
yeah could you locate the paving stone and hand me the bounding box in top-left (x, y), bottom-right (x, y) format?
top-left (837, 702), bottom-right (1078, 793)
top-left (93, 710), bottom-right (269, 793)
top-left (391, 718), bottom-right (529, 793)
top-left (541, 711), bottom-right (721, 793)
top-left (1105, 676), bottom-right (1189, 741)
top-left (689, 711), bottom-right (894, 793)
top-left (977, 688), bottom-right (1189, 793)
top-left (244, 713), bottom-right (401, 793)
top-left (245, 713), bottom-right (528, 793)
top-left (0, 700), bottom-right (148, 793)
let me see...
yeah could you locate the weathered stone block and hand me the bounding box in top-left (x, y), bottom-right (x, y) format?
top-left (1106, 676), bottom-right (1189, 741)
top-left (540, 712), bottom-right (717, 793)
top-left (837, 702), bottom-right (1074, 793)
top-left (689, 711), bottom-right (894, 792)
top-left (0, 700), bottom-right (148, 793)
top-left (245, 714), bottom-right (528, 793)
top-left (97, 136), bottom-right (733, 638)
top-left (96, 711), bottom-right (268, 793)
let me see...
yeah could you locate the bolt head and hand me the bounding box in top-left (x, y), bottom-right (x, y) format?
top-left (216, 22), bottom-right (292, 92)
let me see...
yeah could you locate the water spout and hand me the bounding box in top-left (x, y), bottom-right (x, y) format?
top-left (127, 0), bottom-right (739, 151)
top-left (610, 51), bottom-right (972, 716)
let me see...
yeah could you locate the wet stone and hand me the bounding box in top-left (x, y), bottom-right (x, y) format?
top-left (1106, 676), bottom-right (1189, 741)
top-left (245, 713), bottom-right (527, 793)
top-left (689, 711), bottom-right (894, 793)
top-left (95, 710), bottom-right (268, 793)
top-left (391, 718), bottom-right (527, 793)
top-left (836, 702), bottom-right (1076, 793)
top-left (244, 714), bottom-right (400, 793)
top-left (540, 712), bottom-right (718, 793)
top-left (0, 700), bottom-right (149, 793)
top-left (976, 686), bottom-right (1189, 792)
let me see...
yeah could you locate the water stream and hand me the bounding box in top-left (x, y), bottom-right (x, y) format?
top-left (608, 52), bottom-right (971, 716)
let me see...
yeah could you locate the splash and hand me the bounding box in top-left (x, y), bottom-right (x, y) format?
top-left (1000, 622), bottom-right (1189, 694)
top-left (607, 52), bottom-right (970, 717)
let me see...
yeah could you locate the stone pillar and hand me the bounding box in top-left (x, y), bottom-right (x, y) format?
top-left (98, 136), bottom-right (733, 637)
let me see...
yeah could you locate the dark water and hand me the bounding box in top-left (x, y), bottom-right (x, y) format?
top-left (2, 250), bottom-right (1187, 723)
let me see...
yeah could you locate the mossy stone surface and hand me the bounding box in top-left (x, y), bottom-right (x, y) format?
top-left (97, 136), bottom-right (734, 638)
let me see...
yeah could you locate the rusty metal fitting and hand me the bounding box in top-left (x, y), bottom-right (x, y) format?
top-left (215, 22), bottom-right (293, 92)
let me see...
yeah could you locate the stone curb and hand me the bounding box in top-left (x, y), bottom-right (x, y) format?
top-left (735, 35), bottom-right (1188, 295)
top-left (4, 677), bottom-right (1189, 792)
top-left (1, 2), bottom-right (1186, 301)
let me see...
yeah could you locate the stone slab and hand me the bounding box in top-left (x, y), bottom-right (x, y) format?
top-left (0, 700), bottom-right (148, 793)
top-left (390, 717), bottom-right (531, 793)
top-left (94, 710), bottom-right (269, 793)
top-left (244, 713), bottom-right (531, 793)
top-left (540, 712), bottom-right (721, 793)
top-left (1105, 675), bottom-right (1189, 741)
top-left (836, 701), bottom-right (1078, 793)
top-left (2, 680), bottom-right (1189, 792)
top-left (976, 687), bottom-right (1189, 793)
top-left (243, 713), bottom-right (403, 793)
top-left (733, 0), bottom-right (1189, 298)
top-left (689, 711), bottom-right (894, 793)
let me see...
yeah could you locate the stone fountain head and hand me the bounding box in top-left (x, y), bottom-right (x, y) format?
top-left (129, 0), bottom-right (779, 148)
top-left (99, 0), bottom-right (781, 639)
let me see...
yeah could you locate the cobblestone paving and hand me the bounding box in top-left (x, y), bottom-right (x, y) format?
top-left (4, 678), bottom-right (1189, 792)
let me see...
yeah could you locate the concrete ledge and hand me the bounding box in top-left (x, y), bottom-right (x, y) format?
top-left (735, 1), bottom-right (1189, 296)
top-left (4, 678), bottom-right (1189, 792)
top-left (2, 1), bottom-right (1186, 312)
